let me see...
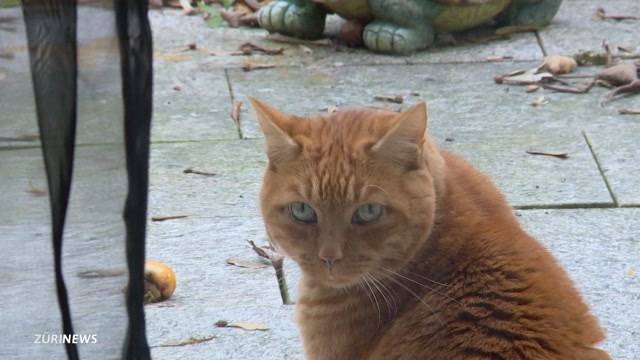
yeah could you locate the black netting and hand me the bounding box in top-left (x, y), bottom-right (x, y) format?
top-left (1, 0), bottom-right (152, 358)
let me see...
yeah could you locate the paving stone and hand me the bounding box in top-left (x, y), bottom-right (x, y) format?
top-left (145, 216), bottom-right (302, 360)
top-left (585, 122), bottom-right (640, 206)
top-left (517, 208), bottom-right (640, 360)
top-left (228, 62), bottom-right (640, 140)
top-left (538, 0), bottom-right (640, 56)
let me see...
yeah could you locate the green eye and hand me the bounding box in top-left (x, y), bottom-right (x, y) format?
top-left (352, 204), bottom-right (384, 224)
top-left (289, 202), bottom-right (318, 224)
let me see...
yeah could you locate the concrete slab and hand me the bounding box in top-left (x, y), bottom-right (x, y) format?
top-left (517, 208), bottom-right (640, 360)
top-left (538, 0), bottom-right (640, 56)
top-left (227, 62), bottom-right (640, 140)
top-left (585, 123), bottom-right (640, 206)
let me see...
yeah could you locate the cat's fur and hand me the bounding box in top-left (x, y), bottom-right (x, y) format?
top-left (251, 98), bottom-right (609, 360)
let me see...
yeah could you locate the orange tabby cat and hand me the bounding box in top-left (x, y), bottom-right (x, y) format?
top-left (250, 97), bottom-right (609, 360)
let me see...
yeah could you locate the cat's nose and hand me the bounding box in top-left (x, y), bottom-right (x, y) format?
top-left (321, 258), bottom-right (338, 270)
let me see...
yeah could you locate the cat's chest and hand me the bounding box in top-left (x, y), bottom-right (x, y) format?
top-left (295, 290), bottom-right (383, 360)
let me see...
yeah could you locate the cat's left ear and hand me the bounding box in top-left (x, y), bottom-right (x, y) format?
top-left (371, 102), bottom-right (427, 170)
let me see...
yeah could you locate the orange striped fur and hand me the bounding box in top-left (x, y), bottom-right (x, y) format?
top-left (251, 98), bottom-right (609, 360)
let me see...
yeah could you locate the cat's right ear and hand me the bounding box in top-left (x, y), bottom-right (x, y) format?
top-left (249, 97), bottom-right (300, 166)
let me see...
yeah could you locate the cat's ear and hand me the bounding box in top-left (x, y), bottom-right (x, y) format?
top-left (249, 97), bottom-right (301, 165)
top-left (371, 102), bottom-right (427, 170)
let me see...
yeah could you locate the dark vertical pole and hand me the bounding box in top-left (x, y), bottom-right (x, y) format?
top-left (21, 1), bottom-right (79, 359)
top-left (115, 0), bottom-right (153, 358)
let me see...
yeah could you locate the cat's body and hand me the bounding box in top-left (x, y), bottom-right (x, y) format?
top-left (251, 99), bottom-right (609, 360)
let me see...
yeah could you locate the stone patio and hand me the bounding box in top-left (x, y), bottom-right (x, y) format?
top-left (1, 1), bottom-right (639, 359)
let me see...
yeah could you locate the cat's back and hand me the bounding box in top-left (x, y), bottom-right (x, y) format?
top-left (365, 150), bottom-right (610, 360)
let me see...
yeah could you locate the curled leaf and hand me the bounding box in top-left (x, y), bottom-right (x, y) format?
top-left (537, 55), bottom-right (577, 75)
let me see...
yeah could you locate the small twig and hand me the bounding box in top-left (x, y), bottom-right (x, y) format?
top-left (248, 240), bottom-right (292, 305)
top-left (619, 108), bottom-right (640, 115)
top-left (183, 167), bottom-right (217, 176)
top-left (595, 7), bottom-right (640, 21)
top-left (534, 31), bottom-right (547, 57)
top-left (152, 335), bottom-right (216, 348)
top-left (231, 100), bottom-right (243, 139)
top-left (151, 214), bottom-right (190, 222)
top-left (374, 95), bottom-right (404, 104)
top-left (526, 150), bottom-right (569, 159)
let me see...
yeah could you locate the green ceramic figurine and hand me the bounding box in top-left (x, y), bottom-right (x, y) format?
top-left (257, 0), bottom-right (562, 54)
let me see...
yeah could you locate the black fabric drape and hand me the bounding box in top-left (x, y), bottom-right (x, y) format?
top-left (115, 0), bottom-right (153, 358)
top-left (19, 0), bottom-right (153, 358)
top-left (22, 1), bottom-right (79, 358)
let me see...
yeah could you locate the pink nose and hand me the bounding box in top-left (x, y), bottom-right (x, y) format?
top-left (319, 254), bottom-right (342, 270)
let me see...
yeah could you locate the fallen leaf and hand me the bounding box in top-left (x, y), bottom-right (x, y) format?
top-left (0, 134), bottom-right (40, 142)
top-left (156, 52), bottom-right (188, 63)
top-left (231, 100), bottom-right (243, 128)
top-left (619, 108), bottom-right (640, 115)
top-left (183, 167), bottom-right (217, 176)
top-left (238, 42), bottom-right (284, 55)
top-left (239, 0), bottom-right (262, 11)
top-left (221, 9), bottom-right (258, 27)
top-left (526, 150), bottom-right (569, 159)
top-left (153, 335), bottom-right (216, 348)
top-left (299, 45), bottom-right (313, 55)
top-left (173, 85), bottom-right (182, 91)
top-left (626, 268), bottom-right (637, 277)
top-left (151, 215), bottom-right (190, 222)
top-left (224, 322), bottom-right (269, 331)
top-left (486, 55), bottom-right (513, 62)
top-left (537, 55), bottom-right (577, 75)
top-left (495, 69), bottom-right (553, 85)
top-left (525, 84), bottom-right (540, 93)
top-left (226, 258), bottom-right (268, 269)
top-left (595, 63), bottom-right (638, 87)
top-left (77, 269), bottom-right (125, 278)
top-left (594, 7), bottom-right (639, 21)
top-left (529, 96), bottom-right (549, 107)
top-left (26, 182), bottom-right (47, 197)
top-left (179, 0), bottom-right (199, 15)
top-left (374, 95), bottom-right (404, 104)
top-left (241, 61), bottom-right (276, 71)
top-left (321, 105), bottom-right (338, 113)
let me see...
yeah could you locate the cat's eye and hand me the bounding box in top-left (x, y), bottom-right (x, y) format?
top-left (289, 202), bottom-right (318, 224)
top-left (352, 204), bottom-right (384, 225)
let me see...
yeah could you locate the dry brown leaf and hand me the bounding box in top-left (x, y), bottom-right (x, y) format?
top-left (179, 0), bottom-right (199, 15)
top-left (619, 108), bottom-right (640, 115)
top-left (183, 167), bottom-right (217, 176)
top-left (227, 322), bottom-right (269, 331)
top-left (529, 96), bottom-right (549, 107)
top-left (525, 84), bottom-right (540, 93)
top-left (537, 55), bottom-right (577, 75)
top-left (594, 7), bottom-right (640, 21)
top-left (299, 45), bottom-right (313, 55)
top-left (154, 335), bottom-right (216, 348)
top-left (374, 95), bottom-right (404, 104)
top-left (151, 214), bottom-right (190, 222)
top-left (526, 150), bottom-right (569, 159)
top-left (26, 183), bottom-right (47, 197)
top-left (156, 52), bottom-right (188, 63)
top-left (231, 100), bottom-right (243, 129)
top-left (238, 42), bottom-right (284, 55)
top-left (486, 55), bottom-right (514, 62)
top-left (241, 61), bottom-right (276, 71)
top-left (226, 258), bottom-right (269, 269)
top-left (495, 69), bottom-right (553, 85)
top-left (221, 9), bottom-right (258, 27)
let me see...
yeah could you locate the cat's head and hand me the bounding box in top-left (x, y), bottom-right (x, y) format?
top-left (251, 98), bottom-right (445, 289)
